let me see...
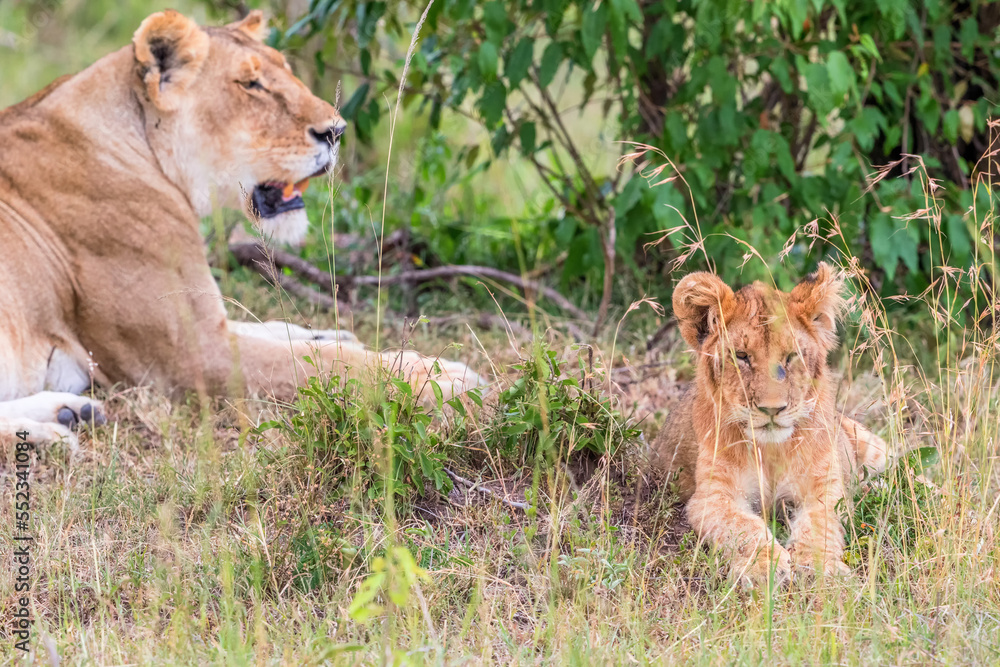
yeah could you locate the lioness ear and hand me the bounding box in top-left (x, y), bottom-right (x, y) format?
top-left (673, 272), bottom-right (735, 349)
top-left (790, 262), bottom-right (845, 349)
top-left (133, 10), bottom-right (210, 111)
top-left (228, 10), bottom-right (269, 41)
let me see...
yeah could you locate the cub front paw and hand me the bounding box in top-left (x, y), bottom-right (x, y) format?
top-left (790, 550), bottom-right (852, 580)
top-left (733, 546), bottom-right (792, 589)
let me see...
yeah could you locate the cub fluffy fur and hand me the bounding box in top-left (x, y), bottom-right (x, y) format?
top-left (0, 11), bottom-right (481, 443)
top-left (651, 264), bottom-right (889, 586)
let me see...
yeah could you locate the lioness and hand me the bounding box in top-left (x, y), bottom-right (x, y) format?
top-left (651, 263), bottom-right (890, 586)
top-left (0, 10), bottom-right (481, 443)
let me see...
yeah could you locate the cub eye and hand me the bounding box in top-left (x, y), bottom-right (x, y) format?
top-left (734, 350), bottom-right (750, 363)
top-left (240, 79), bottom-right (266, 92)
top-left (785, 352), bottom-right (795, 366)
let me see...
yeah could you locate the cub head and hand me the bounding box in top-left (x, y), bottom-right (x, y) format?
top-left (132, 10), bottom-right (344, 243)
top-left (673, 263), bottom-right (846, 444)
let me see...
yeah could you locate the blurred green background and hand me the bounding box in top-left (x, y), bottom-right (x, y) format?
top-left (2, 0), bottom-right (997, 342)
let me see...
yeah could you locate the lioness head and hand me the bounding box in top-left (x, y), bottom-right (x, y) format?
top-left (673, 263), bottom-right (846, 444)
top-left (131, 10), bottom-right (343, 243)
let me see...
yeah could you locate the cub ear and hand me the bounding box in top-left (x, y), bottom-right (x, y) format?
top-left (133, 10), bottom-right (210, 111)
top-left (228, 10), bottom-right (269, 41)
top-left (789, 262), bottom-right (845, 349)
top-left (672, 272), bottom-right (735, 349)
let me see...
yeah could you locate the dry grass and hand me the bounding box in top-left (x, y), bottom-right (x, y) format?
top-left (1, 270), bottom-right (998, 664)
top-left (3, 136), bottom-right (1000, 667)
top-left (1, 10), bottom-right (998, 662)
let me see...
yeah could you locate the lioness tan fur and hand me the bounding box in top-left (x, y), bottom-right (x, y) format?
top-left (650, 264), bottom-right (890, 586)
top-left (0, 10), bottom-right (481, 443)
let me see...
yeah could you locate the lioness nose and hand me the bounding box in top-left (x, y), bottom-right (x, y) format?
top-left (309, 118), bottom-right (347, 145)
top-left (757, 403), bottom-right (787, 417)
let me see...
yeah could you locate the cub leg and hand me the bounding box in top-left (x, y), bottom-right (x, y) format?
top-left (786, 458), bottom-right (849, 578)
top-left (840, 415), bottom-right (891, 477)
top-left (686, 464), bottom-right (792, 587)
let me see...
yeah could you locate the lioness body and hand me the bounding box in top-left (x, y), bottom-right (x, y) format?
top-left (0, 11), bottom-right (480, 441)
top-left (651, 265), bottom-right (889, 585)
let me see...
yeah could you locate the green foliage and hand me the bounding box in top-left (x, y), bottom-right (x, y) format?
top-left (480, 348), bottom-right (640, 463)
top-left (260, 375), bottom-right (454, 503)
top-left (847, 446), bottom-right (940, 563)
top-left (260, 345), bottom-right (638, 513)
top-left (255, 0), bottom-right (999, 328)
top-left (348, 546), bottom-right (430, 623)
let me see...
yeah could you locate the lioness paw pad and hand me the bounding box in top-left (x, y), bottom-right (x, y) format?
top-left (56, 400), bottom-right (107, 429)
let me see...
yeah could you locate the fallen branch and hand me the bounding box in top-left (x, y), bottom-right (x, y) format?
top-left (444, 468), bottom-right (530, 511)
top-left (423, 313), bottom-right (530, 338)
top-left (230, 242), bottom-right (348, 313)
top-left (645, 318), bottom-right (678, 351)
top-left (273, 273), bottom-right (343, 311)
top-left (353, 265), bottom-right (590, 322)
top-left (229, 241), bottom-right (590, 323)
top-left (230, 242), bottom-right (336, 291)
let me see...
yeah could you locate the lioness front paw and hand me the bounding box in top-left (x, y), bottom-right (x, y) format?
top-left (733, 546), bottom-right (792, 589)
top-left (1, 391), bottom-right (106, 429)
top-left (56, 400), bottom-right (107, 429)
top-left (309, 328), bottom-right (358, 343)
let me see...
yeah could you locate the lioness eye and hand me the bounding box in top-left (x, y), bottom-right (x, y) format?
top-left (735, 350), bottom-right (749, 362)
top-left (785, 352), bottom-right (795, 366)
top-left (240, 79), bottom-right (266, 92)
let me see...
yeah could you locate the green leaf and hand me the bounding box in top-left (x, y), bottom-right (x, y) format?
top-left (430, 380), bottom-right (444, 412)
top-left (340, 82), bottom-right (370, 120)
top-left (869, 214), bottom-right (900, 281)
top-left (538, 42), bottom-right (564, 88)
top-left (906, 446), bottom-right (940, 470)
top-left (478, 41), bottom-right (499, 80)
top-left (850, 107), bottom-right (886, 152)
top-left (483, 1), bottom-right (510, 45)
top-left (859, 33), bottom-right (882, 62)
top-left (827, 51), bottom-right (855, 100)
top-left (608, 0), bottom-right (638, 58)
top-left (615, 176), bottom-right (644, 217)
top-left (803, 62), bottom-right (833, 116)
top-left (915, 84), bottom-right (941, 135)
top-left (505, 39), bottom-right (534, 88)
top-left (769, 57), bottom-right (794, 94)
top-left (554, 216), bottom-right (578, 246)
top-left (942, 108), bottom-right (959, 144)
top-left (774, 135), bottom-right (796, 181)
top-left (946, 214), bottom-right (971, 262)
top-left (359, 49), bottom-right (371, 77)
top-left (646, 18), bottom-right (672, 59)
top-left (870, 213), bottom-right (919, 281)
top-left (490, 122), bottom-right (511, 154)
top-left (519, 121), bottom-right (537, 155)
top-left (479, 80), bottom-right (507, 127)
top-left (581, 3), bottom-right (607, 63)
top-left (959, 17), bottom-right (979, 60)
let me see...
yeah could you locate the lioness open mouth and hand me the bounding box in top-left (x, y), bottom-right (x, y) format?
top-left (250, 167), bottom-right (330, 219)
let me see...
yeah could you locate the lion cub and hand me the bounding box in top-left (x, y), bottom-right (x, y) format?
top-left (651, 263), bottom-right (889, 586)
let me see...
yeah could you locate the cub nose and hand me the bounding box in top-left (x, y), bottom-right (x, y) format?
top-left (309, 118), bottom-right (347, 145)
top-left (757, 403), bottom-right (787, 417)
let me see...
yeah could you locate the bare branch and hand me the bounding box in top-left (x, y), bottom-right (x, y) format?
top-left (229, 242), bottom-right (590, 323)
top-left (445, 468), bottom-right (530, 511)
